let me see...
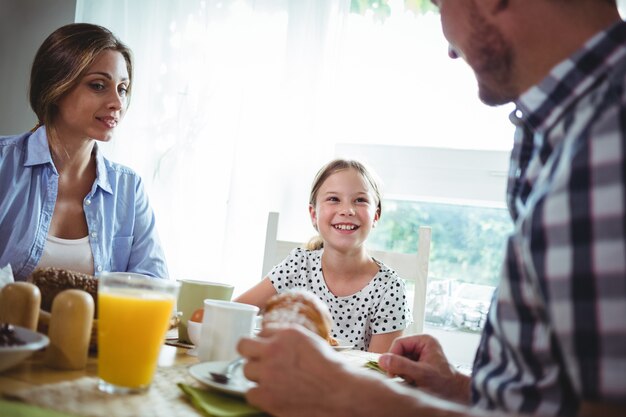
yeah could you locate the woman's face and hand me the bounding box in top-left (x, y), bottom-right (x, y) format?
top-left (55, 49), bottom-right (130, 143)
top-left (309, 168), bottom-right (380, 254)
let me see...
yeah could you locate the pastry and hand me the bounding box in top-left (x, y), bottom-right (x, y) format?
top-left (262, 290), bottom-right (338, 346)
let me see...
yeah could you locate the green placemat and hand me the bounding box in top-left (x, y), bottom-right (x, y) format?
top-left (178, 383), bottom-right (264, 417)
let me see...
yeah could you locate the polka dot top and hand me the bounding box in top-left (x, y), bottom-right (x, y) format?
top-left (268, 248), bottom-right (411, 351)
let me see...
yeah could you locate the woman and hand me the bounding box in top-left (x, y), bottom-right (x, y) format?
top-left (0, 23), bottom-right (168, 281)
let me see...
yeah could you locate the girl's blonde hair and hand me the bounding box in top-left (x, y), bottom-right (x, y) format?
top-left (305, 159), bottom-right (382, 250)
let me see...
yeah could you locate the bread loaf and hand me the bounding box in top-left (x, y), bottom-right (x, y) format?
top-left (28, 267), bottom-right (98, 316)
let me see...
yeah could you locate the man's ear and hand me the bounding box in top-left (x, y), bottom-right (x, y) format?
top-left (492, 0), bottom-right (509, 14)
top-left (481, 0), bottom-right (509, 15)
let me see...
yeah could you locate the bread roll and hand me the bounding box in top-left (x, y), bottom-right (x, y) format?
top-left (263, 290), bottom-right (338, 346)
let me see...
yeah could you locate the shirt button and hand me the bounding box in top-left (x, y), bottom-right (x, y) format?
top-left (85, 199), bottom-right (91, 206)
top-left (97, 265), bottom-right (103, 272)
top-left (91, 232), bottom-right (97, 238)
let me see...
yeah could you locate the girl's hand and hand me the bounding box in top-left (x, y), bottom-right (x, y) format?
top-left (378, 334), bottom-right (472, 405)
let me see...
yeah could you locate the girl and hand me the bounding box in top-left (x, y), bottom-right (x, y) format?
top-left (0, 23), bottom-right (168, 281)
top-left (236, 159), bottom-right (410, 352)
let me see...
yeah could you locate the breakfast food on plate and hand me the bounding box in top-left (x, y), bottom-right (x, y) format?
top-left (262, 290), bottom-right (338, 346)
top-left (0, 323), bottom-right (26, 347)
top-left (28, 267), bottom-right (98, 314)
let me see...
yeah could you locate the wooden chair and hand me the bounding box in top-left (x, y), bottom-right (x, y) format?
top-left (261, 212), bottom-right (431, 334)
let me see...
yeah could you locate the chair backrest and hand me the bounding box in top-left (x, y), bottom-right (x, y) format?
top-left (261, 212), bottom-right (431, 334)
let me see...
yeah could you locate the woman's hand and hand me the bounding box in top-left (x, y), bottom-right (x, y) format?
top-left (378, 334), bottom-right (472, 405)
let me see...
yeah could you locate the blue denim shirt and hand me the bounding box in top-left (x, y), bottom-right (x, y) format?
top-left (0, 127), bottom-right (168, 281)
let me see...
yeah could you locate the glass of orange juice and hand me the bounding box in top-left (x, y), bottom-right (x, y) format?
top-left (97, 272), bottom-right (180, 394)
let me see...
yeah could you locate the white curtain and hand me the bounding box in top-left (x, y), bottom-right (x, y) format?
top-left (75, 0), bottom-right (514, 293)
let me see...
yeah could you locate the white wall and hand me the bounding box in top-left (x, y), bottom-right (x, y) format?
top-left (0, 0), bottom-right (76, 135)
top-left (335, 144), bottom-right (510, 207)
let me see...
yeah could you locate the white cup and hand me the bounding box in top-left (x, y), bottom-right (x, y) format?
top-left (198, 300), bottom-right (259, 362)
top-left (176, 279), bottom-right (234, 343)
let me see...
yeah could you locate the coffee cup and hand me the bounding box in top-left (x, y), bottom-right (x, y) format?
top-left (198, 300), bottom-right (259, 362)
top-left (177, 280), bottom-right (234, 343)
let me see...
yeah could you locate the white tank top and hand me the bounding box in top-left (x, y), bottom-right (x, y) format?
top-left (37, 235), bottom-right (95, 275)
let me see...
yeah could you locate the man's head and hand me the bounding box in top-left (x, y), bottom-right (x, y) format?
top-left (431, 0), bottom-right (517, 105)
top-left (431, 0), bottom-right (621, 106)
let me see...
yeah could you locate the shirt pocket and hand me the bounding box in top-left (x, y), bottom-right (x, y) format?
top-left (111, 236), bottom-right (133, 272)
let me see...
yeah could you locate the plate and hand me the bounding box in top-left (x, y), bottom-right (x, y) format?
top-left (332, 338), bottom-right (354, 351)
top-left (0, 325), bottom-right (49, 373)
top-left (188, 361), bottom-right (255, 396)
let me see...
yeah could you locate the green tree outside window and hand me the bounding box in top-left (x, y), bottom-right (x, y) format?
top-left (367, 200), bottom-right (512, 332)
top-left (350, 0), bottom-right (438, 22)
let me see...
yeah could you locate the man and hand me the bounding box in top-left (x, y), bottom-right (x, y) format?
top-left (238, 1), bottom-right (626, 416)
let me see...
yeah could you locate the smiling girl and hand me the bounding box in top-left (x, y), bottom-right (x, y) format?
top-left (0, 23), bottom-right (168, 281)
top-left (236, 159), bottom-right (410, 352)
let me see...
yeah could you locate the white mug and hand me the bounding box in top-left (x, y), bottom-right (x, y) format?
top-left (176, 279), bottom-right (234, 343)
top-left (198, 300), bottom-right (259, 362)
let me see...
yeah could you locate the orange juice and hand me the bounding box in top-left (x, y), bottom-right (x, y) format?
top-left (98, 289), bottom-right (174, 389)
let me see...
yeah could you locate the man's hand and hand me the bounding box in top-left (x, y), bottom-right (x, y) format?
top-left (378, 334), bottom-right (472, 404)
top-left (237, 324), bottom-right (355, 417)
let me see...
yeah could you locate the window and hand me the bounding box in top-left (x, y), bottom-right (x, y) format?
top-left (368, 199), bottom-right (511, 332)
top-left (335, 144), bottom-right (512, 333)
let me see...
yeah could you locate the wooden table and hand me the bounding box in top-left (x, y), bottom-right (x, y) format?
top-left (0, 340), bottom-right (379, 416)
top-left (0, 343), bottom-right (197, 397)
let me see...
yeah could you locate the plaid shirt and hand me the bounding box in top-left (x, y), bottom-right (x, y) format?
top-left (471, 20), bottom-right (626, 416)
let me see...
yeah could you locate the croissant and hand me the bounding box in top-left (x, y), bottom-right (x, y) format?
top-left (262, 290), bottom-right (338, 346)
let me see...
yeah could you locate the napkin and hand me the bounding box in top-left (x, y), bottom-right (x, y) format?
top-left (0, 263), bottom-right (14, 289)
top-left (0, 399), bottom-right (80, 417)
top-left (178, 383), bottom-right (264, 417)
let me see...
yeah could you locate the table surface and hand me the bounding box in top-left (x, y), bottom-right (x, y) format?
top-left (0, 338), bottom-right (380, 416)
top-left (0, 343), bottom-right (197, 396)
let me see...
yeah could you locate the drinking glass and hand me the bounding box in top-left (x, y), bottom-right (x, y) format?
top-left (97, 272), bottom-right (179, 394)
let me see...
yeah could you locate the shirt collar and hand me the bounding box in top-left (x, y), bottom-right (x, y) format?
top-left (24, 126), bottom-right (54, 168)
top-left (23, 125), bottom-right (113, 195)
top-left (93, 143), bottom-right (113, 195)
top-left (515, 19), bottom-right (626, 133)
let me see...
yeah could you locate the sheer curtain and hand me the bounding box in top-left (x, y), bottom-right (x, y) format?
top-left (75, 0), bottom-right (515, 293)
top-left (76, 0), bottom-right (352, 291)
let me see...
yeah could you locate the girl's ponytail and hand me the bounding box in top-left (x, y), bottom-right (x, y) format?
top-left (305, 235), bottom-right (324, 251)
